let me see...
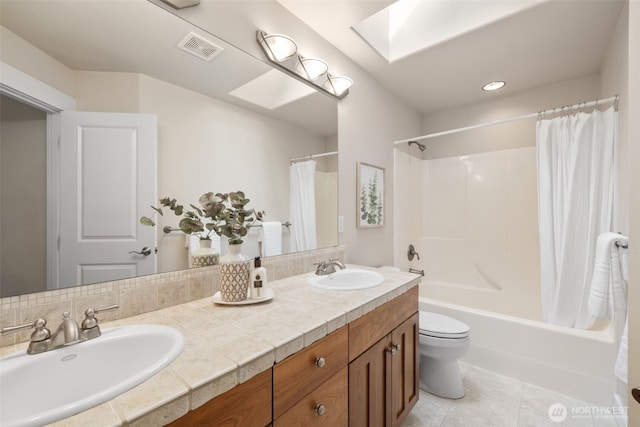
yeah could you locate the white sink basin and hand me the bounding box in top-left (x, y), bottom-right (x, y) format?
top-left (0, 324), bottom-right (184, 427)
top-left (307, 269), bottom-right (385, 290)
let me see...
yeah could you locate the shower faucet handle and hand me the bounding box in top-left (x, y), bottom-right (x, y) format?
top-left (407, 244), bottom-right (420, 261)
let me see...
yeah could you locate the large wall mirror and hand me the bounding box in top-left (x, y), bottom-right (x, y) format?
top-left (0, 0), bottom-right (338, 298)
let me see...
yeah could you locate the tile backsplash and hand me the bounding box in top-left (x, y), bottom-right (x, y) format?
top-left (0, 246), bottom-right (346, 349)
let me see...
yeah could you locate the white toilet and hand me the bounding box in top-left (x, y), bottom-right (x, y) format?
top-left (418, 311), bottom-right (470, 399)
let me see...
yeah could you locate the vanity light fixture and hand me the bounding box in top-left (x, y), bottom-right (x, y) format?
top-left (296, 56), bottom-right (328, 81)
top-left (482, 81), bottom-right (506, 91)
top-left (323, 74), bottom-right (354, 97)
top-left (257, 31), bottom-right (297, 63)
top-left (256, 29), bottom-right (353, 99)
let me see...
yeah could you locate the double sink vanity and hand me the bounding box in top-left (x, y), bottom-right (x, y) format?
top-left (0, 264), bottom-right (420, 426)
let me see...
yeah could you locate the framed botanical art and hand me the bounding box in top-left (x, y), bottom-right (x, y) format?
top-left (357, 162), bottom-right (384, 228)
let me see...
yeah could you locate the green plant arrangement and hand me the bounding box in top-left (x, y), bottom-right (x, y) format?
top-left (140, 191), bottom-right (265, 244)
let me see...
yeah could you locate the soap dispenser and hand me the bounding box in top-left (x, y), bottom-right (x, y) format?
top-left (250, 257), bottom-right (267, 299)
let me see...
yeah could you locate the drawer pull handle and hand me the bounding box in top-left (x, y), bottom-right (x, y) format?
top-left (315, 357), bottom-right (326, 368)
top-left (315, 404), bottom-right (326, 416)
top-left (388, 343), bottom-right (401, 355)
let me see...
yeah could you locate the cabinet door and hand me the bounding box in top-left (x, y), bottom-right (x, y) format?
top-left (390, 312), bottom-right (419, 427)
top-left (348, 334), bottom-right (393, 427)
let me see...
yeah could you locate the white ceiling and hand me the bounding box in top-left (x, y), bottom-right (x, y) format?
top-left (279, 0), bottom-right (626, 114)
top-left (1, 0), bottom-right (626, 125)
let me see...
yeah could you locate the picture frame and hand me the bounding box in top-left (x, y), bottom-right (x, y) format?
top-left (357, 162), bottom-right (385, 228)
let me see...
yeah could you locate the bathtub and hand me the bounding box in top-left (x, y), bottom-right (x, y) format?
top-left (419, 289), bottom-right (619, 406)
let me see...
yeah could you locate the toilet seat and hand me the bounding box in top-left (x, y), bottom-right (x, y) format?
top-left (419, 311), bottom-right (470, 339)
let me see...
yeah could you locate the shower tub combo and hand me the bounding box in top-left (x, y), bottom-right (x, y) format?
top-left (394, 146), bottom-right (619, 406)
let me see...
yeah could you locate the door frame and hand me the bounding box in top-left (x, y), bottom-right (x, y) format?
top-left (0, 61), bottom-right (76, 290)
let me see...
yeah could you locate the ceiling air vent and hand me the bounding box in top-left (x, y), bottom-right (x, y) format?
top-left (177, 32), bottom-right (223, 62)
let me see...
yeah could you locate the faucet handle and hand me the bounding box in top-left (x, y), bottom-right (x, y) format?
top-left (0, 318), bottom-right (51, 342)
top-left (314, 260), bottom-right (328, 274)
top-left (82, 304), bottom-right (119, 330)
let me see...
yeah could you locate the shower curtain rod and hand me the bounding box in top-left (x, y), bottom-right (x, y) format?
top-left (394, 95), bottom-right (618, 145)
top-left (290, 150), bottom-right (338, 162)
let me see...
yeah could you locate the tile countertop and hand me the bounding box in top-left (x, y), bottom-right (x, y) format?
top-left (30, 265), bottom-right (420, 426)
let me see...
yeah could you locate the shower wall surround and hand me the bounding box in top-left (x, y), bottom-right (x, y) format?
top-left (395, 147), bottom-right (542, 320)
top-left (0, 246), bottom-right (346, 349)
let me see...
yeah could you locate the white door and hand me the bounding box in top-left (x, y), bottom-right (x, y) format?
top-left (58, 111), bottom-right (157, 288)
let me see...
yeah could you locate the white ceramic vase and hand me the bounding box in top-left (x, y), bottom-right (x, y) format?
top-left (191, 239), bottom-right (219, 268)
top-left (219, 243), bottom-right (250, 302)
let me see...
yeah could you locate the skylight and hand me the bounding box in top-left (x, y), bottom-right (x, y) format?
top-left (352, 0), bottom-right (541, 63)
top-left (229, 69), bottom-right (316, 110)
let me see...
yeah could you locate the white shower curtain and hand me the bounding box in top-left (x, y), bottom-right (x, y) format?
top-left (537, 106), bottom-right (617, 328)
top-left (290, 160), bottom-right (317, 252)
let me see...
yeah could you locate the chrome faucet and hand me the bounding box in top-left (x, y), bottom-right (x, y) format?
top-left (51, 312), bottom-right (82, 346)
top-left (0, 305), bottom-right (119, 355)
top-left (314, 258), bottom-right (346, 275)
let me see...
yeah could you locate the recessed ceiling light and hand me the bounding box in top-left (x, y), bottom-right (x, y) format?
top-left (482, 81), bottom-right (506, 91)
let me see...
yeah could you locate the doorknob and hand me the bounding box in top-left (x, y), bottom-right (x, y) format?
top-left (633, 388), bottom-right (640, 404)
top-left (129, 247), bottom-right (152, 256)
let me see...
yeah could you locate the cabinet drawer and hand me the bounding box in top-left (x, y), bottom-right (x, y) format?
top-left (348, 286), bottom-right (418, 362)
top-left (274, 325), bottom-right (348, 418)
top-left (274, 366), bottom-right (348, 427)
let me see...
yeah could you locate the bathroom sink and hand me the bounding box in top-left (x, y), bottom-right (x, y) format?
top-left (307, 269), bottom-right (385, 290)
top-left (0, 324), bottom-right (184, 427)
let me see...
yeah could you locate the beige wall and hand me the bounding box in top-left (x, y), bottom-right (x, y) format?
top-left (0, 95), bottom-right (47, 297)
top-left (421, 73), bottom-right (601, 159)
top-left (0, 26), bottom-right (74, 96)
top-left (600, 2), bottom-right (632, 412)
top-left (337, 71), bottom-right (421, 267)
top-left (74, 71), bottom-right (140, 113)
top-left (315, 171), bottom-right (338, 249)
top-left (602, 2), bottom-right (630, 236)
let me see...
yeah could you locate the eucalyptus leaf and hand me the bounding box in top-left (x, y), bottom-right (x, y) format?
top-left (139, 190), bottom-right (264, 244)
top-left (140, 216), bottom-right (155, 226)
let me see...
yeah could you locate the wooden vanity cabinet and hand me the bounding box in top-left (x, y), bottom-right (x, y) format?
top-left (273, 325), bottom-right (349, 426)
top-left (164, 287), bottom-right (418, 427)
top-left (166, 367), bottom-right (272, 427)
top-left (348, 287), bottom-right (419, 427)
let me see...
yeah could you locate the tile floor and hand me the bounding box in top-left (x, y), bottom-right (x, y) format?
top-left (403, 363), bottom-right (624, 427)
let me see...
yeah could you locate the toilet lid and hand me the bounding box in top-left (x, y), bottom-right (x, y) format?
top-left (419, 311), bottom-right (470, 339)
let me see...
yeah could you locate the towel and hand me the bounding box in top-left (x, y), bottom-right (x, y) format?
top-left (615, 316), bottom-right (628, 382)
top-left (587, 232), bottom-right (628, 321)
top-left (261, 221), bottom-right (282, 257)
top-left (186, 233), bottom-right (220, 267)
